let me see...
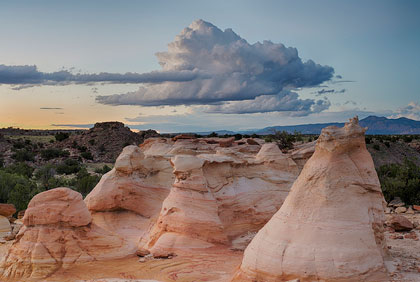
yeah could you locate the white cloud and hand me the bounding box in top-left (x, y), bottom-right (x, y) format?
top-left (389, 101), bottom-right (420, 120)
top-left (97, 19), bottom-right (334, 116)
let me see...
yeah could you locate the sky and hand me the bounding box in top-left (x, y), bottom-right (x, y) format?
top-left (0, 0), bottom-right (419, 132)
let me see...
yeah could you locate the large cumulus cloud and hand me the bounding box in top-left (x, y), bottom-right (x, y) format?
top-left (96, 19), bottom-right (334, 115)
top-left (204, 90), bottom-right (330, 115)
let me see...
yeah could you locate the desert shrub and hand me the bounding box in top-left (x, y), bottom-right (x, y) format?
top-left (73, 168), bottom-right (100, 196)
top-left (46, 176), bottom-right (71, 190)
top-left (88, 139), bottom-right (95, 145)
top-left (373, 144), bottom-right (380, 151)
top-left (377, 159), bottom-right (420, 205)
top-left (384, 141), bottom-right (390, 148)
top-left (273, 131), bottom-right (295, 150)
top-left (55, 132), bottom-right (69, 142)
top-left (208, 132), bottom-right (218, 137)
top-left (8, 182), bottom-right (34, 211)
top-left (99, 144), bottom-right (106, 152)
top-left (12, 149), bottom-right (35, 162)
top-left (234, 134), bottom-right (242, 140)
top-left (3, 162), bottom-right (34, 178)
top-left (80, 151), bottom-right (93, 160)
top-left (365, 136), bottom-right (372, 144)
top-left (35, 164), bottom-right (57, 188)
top-left (251, 133), bottom-right (259, 138)
top-left (78, 145), bottom-right (87, 152)
top-left (264, 136), bottom-right (274, 143)
top-left (0, 171), bottom-right (37, 210)
top-left (403, 135), bottom-right (413, 143)
top-left (41, 148), bottom-right (69, 160)
top-left (56, 159), bottom-right (81, 175)
top-left (94, 165), bottom-right (111, 174)
top-left (294, 131), bottom-right (303, 142)
top-left (12, 141), bottom-right (26, 150)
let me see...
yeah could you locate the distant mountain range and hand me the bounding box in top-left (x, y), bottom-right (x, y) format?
top-left (194, 116), bottom-right (420, 135)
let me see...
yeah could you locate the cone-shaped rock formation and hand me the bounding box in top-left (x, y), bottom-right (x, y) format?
top-left (233, 117), bottom-right (389, 282)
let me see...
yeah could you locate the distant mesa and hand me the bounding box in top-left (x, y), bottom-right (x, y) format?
top-left (253, 115), bottom-right (420, 135)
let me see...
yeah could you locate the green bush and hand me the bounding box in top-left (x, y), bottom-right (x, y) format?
top-left (403, 135), bottom-right (413, 143)
top-left (41, 148), bottom-right (69, 160)
top-left (55, 132), bottom-right (70, 142)
top-left (234, 134), bottom-right (242, 140)
top-left (272, 131), bottom-right (296, 150)
top-left (73, 168), bottom-right (100, 196)
top-left (8, 183), bottom-right (34, 211)
top-left (12, 149), bottom-right (35, 162)
top-left (0, 171), bottom-right (37, 210)
top-left (94, 165), bottom-right (111, 174)
top-left (35, 164), bottom-right (57, 188)
top-left (373, 144), bottom-right (380, 151)
top-left (3, 162), bottom-right (34, 178)
top-left (81, 151), bottom-right (93, 160)
top-left (56, 159), bottom-right (81, 175)
top-left (377, 159), bottom-right (420, 205)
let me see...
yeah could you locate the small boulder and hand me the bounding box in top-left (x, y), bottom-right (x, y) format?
top-left (136, 247), bottom-right (150, 257)
top-left (172, 134), bottom-right (196, 141)
top-left (395, 206), bottom-right (407, 214)
top-left (388, 197), bottom-right (405, 208)
top-left (219, 137), bottom-right (235, 147)
top-left (406, 207), bottom-right (415, 214)
top-left (0, 215), bottom-right (11, 238)
top-left (388, 215), bottom-right (414, 231)
top-left (246, 139), bottom-right (260, 145)
top-left (0, 204), bottom-right (16, 217)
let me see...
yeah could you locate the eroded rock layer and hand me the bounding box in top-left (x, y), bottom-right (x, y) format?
top-left (233, 117), bottom-right (389, 282)
top-left (0, 188), bottom-right (132, 279)
top-left (141, 141), bottom-right (299, 256)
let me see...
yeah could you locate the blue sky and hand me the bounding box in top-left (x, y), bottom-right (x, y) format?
top-left (0, 0), bottom-right (419, 132)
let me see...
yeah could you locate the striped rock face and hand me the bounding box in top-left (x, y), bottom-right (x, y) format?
top-left (233, 117), bottom-right (390, 282)
top-left (0, 188), bottom-right (133, 280)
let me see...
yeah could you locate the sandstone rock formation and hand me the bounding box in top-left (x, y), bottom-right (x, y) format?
top-left (388, 215), bottom-right (414, 231)
top-left (84, 145), bottom-right (174, 247)
top-left (141, 141), bottom-right (299, 256)
top-left (0, 188), bottom-right (132, 279)
top-left (233, 117), bottom-right (389, 282)
top-left (0, 215), bottom-right (11, 238)
top-left (0, 204), bottom-right (16, 218)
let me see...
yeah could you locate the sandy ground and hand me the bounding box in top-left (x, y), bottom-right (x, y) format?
top-left (1, 215), bottom-right (419, 282)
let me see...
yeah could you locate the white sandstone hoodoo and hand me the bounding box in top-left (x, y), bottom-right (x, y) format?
top-left (0, 188), bottom-right (133, 279)
top-left (233, 117), bottom-right (389, 282)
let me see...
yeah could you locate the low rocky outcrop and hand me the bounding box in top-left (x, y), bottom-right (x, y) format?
top-left (0, 204), bottom-right (16, 218)
top-left (0, 188), bottom-right (133, 279)
top-left (0, 216), bottom-right (11, 238)
top-left (388, 215), bottom-right (414, 231)
top-left (141, 141), bottom-right (299, 256)
top-left (233, 117), bottom-right (389, 282)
